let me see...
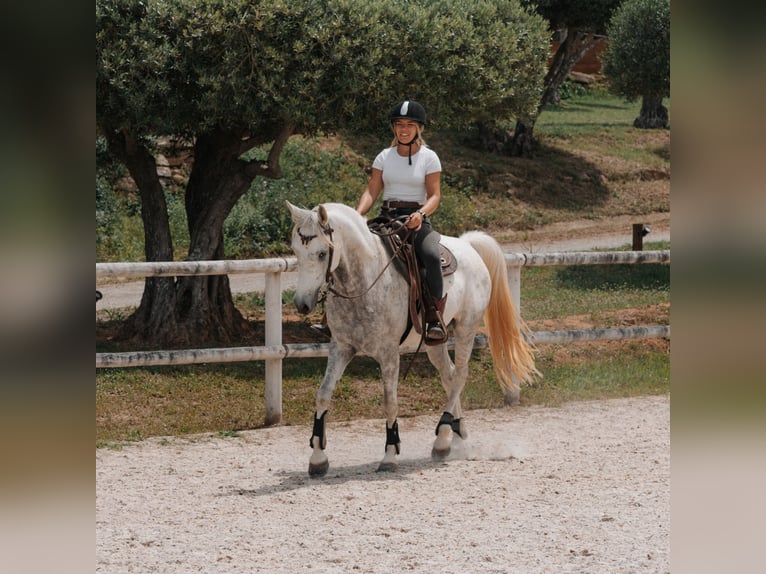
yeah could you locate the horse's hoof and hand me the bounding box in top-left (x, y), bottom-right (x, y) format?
top-left (308, 460), bottom-right (329, 477)
top-left (431, 447), bottom-right (451, 461)
top-left (377, 462), bottom-right (398, 472)
top-left (503, 390), bottom-right (520, 406)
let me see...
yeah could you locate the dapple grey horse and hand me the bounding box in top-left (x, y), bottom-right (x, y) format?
top-left (287, 202), bottom-right (538, 476)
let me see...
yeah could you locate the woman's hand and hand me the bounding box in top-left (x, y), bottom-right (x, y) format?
top-left (406, 210), bottom-right (425, 230)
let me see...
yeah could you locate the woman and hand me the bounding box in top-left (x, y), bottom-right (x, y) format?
top-left (356, 100), bottom-right (447, 344)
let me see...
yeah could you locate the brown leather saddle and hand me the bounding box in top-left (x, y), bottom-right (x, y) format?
top-left (368, 216), bottom-right (457, 340)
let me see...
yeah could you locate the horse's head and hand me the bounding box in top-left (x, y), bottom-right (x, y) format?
top-left (286, 201), bottom-right (337, 314)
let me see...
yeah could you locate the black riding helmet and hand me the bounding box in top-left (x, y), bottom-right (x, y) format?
top-left (389, 100), bottom-right (427, 164)
top-left (389, 100), bottom-right (427, 125)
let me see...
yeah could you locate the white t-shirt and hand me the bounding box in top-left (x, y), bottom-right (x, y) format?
top-left (372, 146), bottom-right (442, 204)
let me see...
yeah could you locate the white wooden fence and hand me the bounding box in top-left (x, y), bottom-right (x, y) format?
top-left (96, 250), bottom-right (670, 424)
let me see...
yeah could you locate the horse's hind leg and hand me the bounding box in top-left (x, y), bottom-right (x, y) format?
top-left (309, 343), bottom-right (355, 477)
top-left (427, 331), bottom-right (473, 459)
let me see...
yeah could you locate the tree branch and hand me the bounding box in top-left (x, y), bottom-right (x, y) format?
top-left (242, 123), bottom-right (294, 179)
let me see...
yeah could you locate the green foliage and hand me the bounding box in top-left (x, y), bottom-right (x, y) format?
top-left (223, 137), bottom-right (367, 257)
top-left (97, 0), bottom-right (549, 135)
top-left (98, 91), bottom-right (668, 261)
top-left (96, 149), bottom-right (192, 262)
top-left (222, 137), bottom-right (477, 257)
top-left (601, 0), bottom-right (670, 101)
top-left (96, 176), bottom-right (121, 258)
top-left (96, 0), bottom-right (551, 272)
top-left (97, 136), bottom-right (134, 260)
top-left (557, 80), bottom-right (590, 101)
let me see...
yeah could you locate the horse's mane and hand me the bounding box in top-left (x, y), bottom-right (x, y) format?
top-left (321, 202), bottom-right (366, 229)
top-left (317, 203), bottom-right (378, 258)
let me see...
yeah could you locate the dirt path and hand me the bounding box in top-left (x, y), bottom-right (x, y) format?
top-left (96, 395), bottom-right (669, 573)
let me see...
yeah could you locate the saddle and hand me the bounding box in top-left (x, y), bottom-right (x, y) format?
top-left (368, 216), bottom-right (457, 340)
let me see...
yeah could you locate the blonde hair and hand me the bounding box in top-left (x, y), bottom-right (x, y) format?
top-left (390, 123), bottom-right (426, 148)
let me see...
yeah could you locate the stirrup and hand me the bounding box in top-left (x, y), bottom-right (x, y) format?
top-left (425, 321), bottom-right (447, 345)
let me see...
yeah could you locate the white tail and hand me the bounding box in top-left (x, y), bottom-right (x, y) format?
top-left (461, 231), bottom-right (540, 398)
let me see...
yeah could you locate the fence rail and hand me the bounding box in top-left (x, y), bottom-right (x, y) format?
top-left (96, 250), bottom-right (670, 424)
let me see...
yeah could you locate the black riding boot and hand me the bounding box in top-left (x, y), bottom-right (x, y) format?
top-left (425, 294), bottom-right (448, 345)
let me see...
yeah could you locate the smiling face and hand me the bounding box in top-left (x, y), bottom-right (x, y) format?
top-left (392, 119), bottom-right (422, 145)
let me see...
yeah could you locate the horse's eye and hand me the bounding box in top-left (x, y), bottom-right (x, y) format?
top-left (318, 251), bottom-right (327, 260)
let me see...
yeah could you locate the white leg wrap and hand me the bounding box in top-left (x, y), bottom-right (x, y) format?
top-left (310, 448), bottom-right (328, 467)
top-left (433, 424), bottom-right (452, 452)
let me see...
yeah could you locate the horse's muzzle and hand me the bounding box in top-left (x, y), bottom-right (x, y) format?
top-left (295, 301), bottom-right (313, 315)
top-left (293, 291), bottom-right (318, 315)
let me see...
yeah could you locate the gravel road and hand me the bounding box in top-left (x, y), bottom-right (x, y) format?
top-left (97, 395), bottom-right (669, 574)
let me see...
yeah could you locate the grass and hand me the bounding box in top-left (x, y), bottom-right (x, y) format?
top-left (97, 341), bottom-right (670, 448)
top-left (536, 92), bottom-right (644, 135)
top-left (521, 248), bottom-right (670, 322)
top-left (96, 89), bottom-right (670, 447)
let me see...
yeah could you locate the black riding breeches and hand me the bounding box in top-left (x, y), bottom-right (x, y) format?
top-left (413, 223), bottom-right (443, 300)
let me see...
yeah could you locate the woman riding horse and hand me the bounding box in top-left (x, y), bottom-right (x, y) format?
top-left (355, 100), bottom-right (447, 344)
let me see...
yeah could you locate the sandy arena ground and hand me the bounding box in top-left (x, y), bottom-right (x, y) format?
top-left (97, 395), bottom-right (669, 573)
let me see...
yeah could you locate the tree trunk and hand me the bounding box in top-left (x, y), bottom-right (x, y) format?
top-left (510, 28), bottom-right (605, 157)
top-left (634, 95), bottom-right (668, 129)
top-left (509, 119), bottom-right (536, 158)
top-left (102, 128), bottom-right (179, 347)
top-left (104, 125), bottom-right (293, 348)
top-left (172, 130), bottom-right (255, 346)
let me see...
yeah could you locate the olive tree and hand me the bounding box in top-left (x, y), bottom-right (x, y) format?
top-left (97, 0), bottom-right (548, 347)
top-left (602, 0), bottom-right (670, 128)
top-left (509, 0), bottom-right (623, 156)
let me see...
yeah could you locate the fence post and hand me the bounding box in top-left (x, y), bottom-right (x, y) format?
top-left (264, 271), bottom-right (282, 425)
top-left (633, 223), bottom-right (645, 251)
top-left (508, 265), bottom-right (521, 312)
top-left (506, 264), bottom-right (522, 405)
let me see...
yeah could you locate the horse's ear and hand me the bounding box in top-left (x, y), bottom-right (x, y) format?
top-left (286, 200), bottom-right (309, 223)
top-left (317, 204), bottom-right (329, 227)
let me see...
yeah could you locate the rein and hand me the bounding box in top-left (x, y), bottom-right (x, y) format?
top-left (322, 216), bottom-right (413, 301)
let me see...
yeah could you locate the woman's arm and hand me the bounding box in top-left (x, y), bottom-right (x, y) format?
top-left (356, 168), bottom-right (383, 215)
top-left (420, 171), bottom-right (441, 216)
top-left (407, 171), bottom-right (441, 229)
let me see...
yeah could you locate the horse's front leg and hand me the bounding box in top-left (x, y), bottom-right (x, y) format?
top-left (377, 354), bottom-right (401, 472)
top-left (309, 342), bottom-right (355, 477)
